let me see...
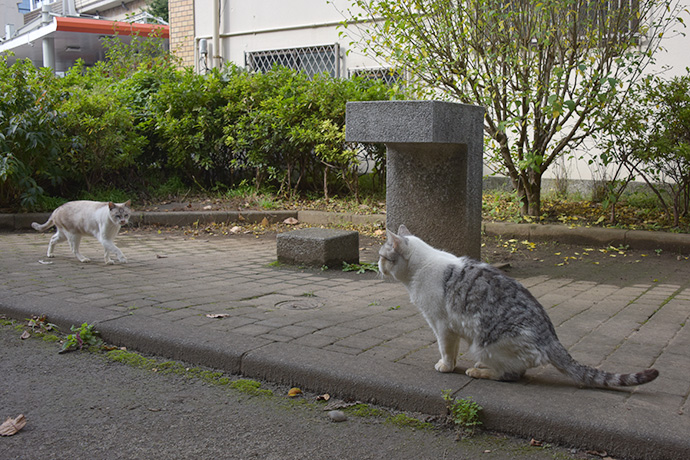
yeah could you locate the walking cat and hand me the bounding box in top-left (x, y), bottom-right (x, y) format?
top-left (32, 200), bottom-right (131, 265)
top-left (378, 225), bottom-right (659, 387)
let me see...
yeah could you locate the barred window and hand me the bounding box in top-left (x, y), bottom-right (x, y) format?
top-left (349, 67), bottom-right (403, 86)
top-left (245, 44), bottom-right (339, 78)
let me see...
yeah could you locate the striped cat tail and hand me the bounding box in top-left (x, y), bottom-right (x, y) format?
top-left (546, 340), bottom-right (659, 387)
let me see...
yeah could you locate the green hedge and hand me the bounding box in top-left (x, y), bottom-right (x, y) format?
top-left (0, 36), bottom-right (403, 210)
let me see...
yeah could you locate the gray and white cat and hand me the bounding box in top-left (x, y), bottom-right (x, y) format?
top-left (32, 200), bottom-right (131, 264)
top-left (378, 225), bottom-right (658, 387)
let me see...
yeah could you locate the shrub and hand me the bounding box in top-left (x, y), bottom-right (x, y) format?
top-left (58, 85), bottom-right (146, 192)
top-left (598, 71), bottom-right (690, 227)
top-left (148, 67), bottom-right (230, 185)
top-left (0, 57), bottom-right (66, 209)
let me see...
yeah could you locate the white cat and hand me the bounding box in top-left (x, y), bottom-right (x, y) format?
top-left (32, 200), bottom-right (132, 264)
top-left (379, 224), bottom-right (658, 387)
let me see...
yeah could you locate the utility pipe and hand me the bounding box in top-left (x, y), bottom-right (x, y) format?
top-left (212, 0), bottom-right (220, 68)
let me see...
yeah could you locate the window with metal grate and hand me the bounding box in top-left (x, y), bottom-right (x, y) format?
top-left (245, 44), bottom-right (340, 78)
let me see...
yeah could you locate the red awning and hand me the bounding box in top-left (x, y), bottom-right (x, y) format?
top-left (55, 17), bottom-right (169, 39)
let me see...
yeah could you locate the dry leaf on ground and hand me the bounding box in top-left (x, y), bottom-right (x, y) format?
top-left (288, 388), bottom-right (302, 398)
top-left (0, 414), bottom-right (26, 436)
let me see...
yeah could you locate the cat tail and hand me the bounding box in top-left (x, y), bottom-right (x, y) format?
top-left (31, 216), bottom-right (54, 232)
top-left (546, 340), bottom-right (659, 387)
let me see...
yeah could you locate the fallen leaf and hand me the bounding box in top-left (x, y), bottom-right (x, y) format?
top-left (316, 393), bottom-right (331, 401)
top-left (0, 414), bottom-right (26, 436)
top-left (205, 314), bottom-right (230, 319)
top-left (283, 217), bottom-right (299, 225)
top-left (585, 450), bottom-right (608, 457)
top-left (38, 260), bottom-right (53, 265)
top-left (20, 331), bottom-right (30, 340)
top-left (203, 205), bottom-right (213, 210)
top-left (156, 254), bottom-right (168, 259)
top-left (288, 387), bottom-right (302, 398)
top-left (260, 217), bottom-right (269, 227)
top-left (529, 438), bottom-right (543, 447)
top-left (229, 226), bottom-right (242, 234)
top-left (324, 400), bottom-right (359, 411)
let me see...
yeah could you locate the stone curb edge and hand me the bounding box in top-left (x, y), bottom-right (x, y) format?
top-left (1, 290), bottom-right (687, 460)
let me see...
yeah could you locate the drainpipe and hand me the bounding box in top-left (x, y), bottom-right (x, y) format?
top-left (41, 4), bottom-right (55, 71)
top-left (212, 0), bottom-right (220, 68)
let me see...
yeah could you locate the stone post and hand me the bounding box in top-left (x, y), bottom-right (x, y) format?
top-left (345, 101), bottom-right (484, 259)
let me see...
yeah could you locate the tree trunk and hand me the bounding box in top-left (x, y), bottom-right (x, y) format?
top-left (323, 166), bottom-right (329, 200)
top-left (519, 173), bottom-right (542, 217)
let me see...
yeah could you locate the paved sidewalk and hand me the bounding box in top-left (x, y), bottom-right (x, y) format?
top-left (1, 229), bottom-right (689, 460)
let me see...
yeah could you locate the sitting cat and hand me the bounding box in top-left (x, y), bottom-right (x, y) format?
top-left (32, 200), bottom-right (132, 265)
top-left (378, 224), bottom-right (658, 387)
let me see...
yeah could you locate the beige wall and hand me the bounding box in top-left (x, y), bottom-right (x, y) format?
top-left (169, 0), bottom-right (195, 67)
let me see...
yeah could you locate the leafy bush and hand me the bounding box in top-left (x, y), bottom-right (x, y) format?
top-left (0, 57), bottom-right (66, 209)
top-left (149, 67), bottom-right (233, 185)
top-left (58, 85), bottom-right (146, 191)
top-left (597, 71), bottom-right (690, 227)
top-left (223, 67), bottom-right (400, 197)
top-left (1, 34), bottom-right (402, 210)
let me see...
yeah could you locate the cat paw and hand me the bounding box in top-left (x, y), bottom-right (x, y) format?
top-left (466, 367), bottom-right (498, 380)
top-left (118, 257), bottom-right (127, 263)
top-left (78, 257), bottom-right (91, 263)
top-left (435, 360), bottom-right (455, 373)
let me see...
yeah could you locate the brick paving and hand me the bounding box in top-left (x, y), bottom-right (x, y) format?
top-left (1, 230), bottom-right (689, 460)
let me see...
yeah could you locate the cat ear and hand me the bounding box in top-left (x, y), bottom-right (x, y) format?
top-left (386, 228), bottom-right (407, 253)
top-left (398, 224), bottom-right (412, 237)
top-left (124, 200), bottom-right (131, 207)
top-left (108, 202), bottom-right (115, 210)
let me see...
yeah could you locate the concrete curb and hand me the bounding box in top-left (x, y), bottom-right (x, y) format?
top-left (1, 288), bottom-right (688, 460)
top-left (483, 222), bottom-right (690, 253)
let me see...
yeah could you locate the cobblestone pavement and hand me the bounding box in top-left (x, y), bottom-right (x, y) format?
top-left (1, 231), bottom-right (689, 460)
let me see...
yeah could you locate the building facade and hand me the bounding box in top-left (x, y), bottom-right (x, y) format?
top-left (0, 0), bottom-right (168, 73)
top-left (169, 0), bottom-right (689, 183)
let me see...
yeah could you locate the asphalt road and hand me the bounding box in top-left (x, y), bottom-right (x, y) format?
top-left (0, 323), bottom-right (585, 460)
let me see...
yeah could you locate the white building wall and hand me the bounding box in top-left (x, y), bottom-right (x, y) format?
top-left (192, 0), bottom-right (690, 185)
top-left (193, 0), bottom-right (381, 75)
top-left (0, 0), bottom-right (26, 40)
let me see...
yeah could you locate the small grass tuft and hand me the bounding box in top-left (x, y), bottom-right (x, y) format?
top-left (385, 413), bottom-right (434, 430)
top-left (342, 261), bottom-right (379, 274)
top-left (343, 403), bottom-right (387, 418)
top-left (229, 379), bottom-right (273, 396)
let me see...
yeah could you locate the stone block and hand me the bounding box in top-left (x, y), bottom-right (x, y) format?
top-left (276, 228), bottom-right (359, 268)
top-left (345, 100), bottom-right (483, 145)
top-left (346, 100), bottom-right (484, 259)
